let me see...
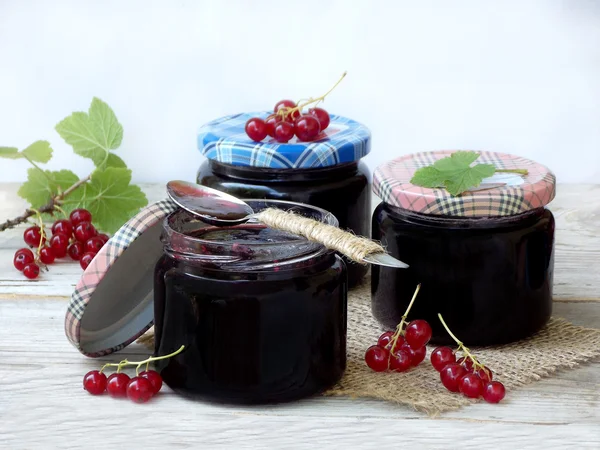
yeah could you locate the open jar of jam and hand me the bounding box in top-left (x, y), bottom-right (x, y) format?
top-left (153, 200), bottom-right (347, 403)
top-left (196, 112), bottom-right (371, 287)
top-left (371, 151), bottom-right (556, 346)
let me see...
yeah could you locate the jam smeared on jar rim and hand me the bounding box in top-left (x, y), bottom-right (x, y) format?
top-left (168, 180), bottom-right (253, 221)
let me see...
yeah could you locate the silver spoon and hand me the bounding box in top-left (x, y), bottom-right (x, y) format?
top-left (167, 180), bottom-right (408, 269)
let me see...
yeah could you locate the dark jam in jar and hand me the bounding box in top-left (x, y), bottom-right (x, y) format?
top-left (372, 205), bottom-right (555, 345)
top-left (371, 151), bottom-right (557, 346)
top-left (196, 112), bottom-right (372, 288)
top-left (153, 200), bottom-right (347, 404)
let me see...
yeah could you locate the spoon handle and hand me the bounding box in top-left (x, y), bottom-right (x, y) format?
top-left (255, 208), bottom-right (408, 269)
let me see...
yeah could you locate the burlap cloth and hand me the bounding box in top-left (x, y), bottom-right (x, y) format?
top-left (137, 280), bottom-right (600, 415)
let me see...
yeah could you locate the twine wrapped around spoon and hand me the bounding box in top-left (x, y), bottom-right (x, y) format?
top-left (255, 208), bottom-right (385, 263)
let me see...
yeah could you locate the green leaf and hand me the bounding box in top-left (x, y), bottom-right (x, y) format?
top-left (79, 167), bottom-right (147, 233)
top-left (443, 163), bottom-right (496, 196)
top-left (410, 166), bottom-right (447, 189)
top-left (21, 140), bottom-right (53, 163)
top-left (55, 97), bottom-right (124, 168)
top-left (105, 153), bottom-right (127, 168)
top-left (0, 147), bottom-right (23, 159)
top-left (432, 151), bottom-right (480, 174)
top-left (17, 168), bottom-right (79, 207)
top-left (411, 151), bottom-right (496, 196)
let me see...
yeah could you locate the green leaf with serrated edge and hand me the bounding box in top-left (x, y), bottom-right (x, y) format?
top-left (443, 163), bottom-right (496, 196)
top-left (105, 152), bottom-right (127, 168)
top-left (55, 97), bottom-right (123, 167)
top-left (89, 97), bottom-right (123, 150)
top-left (75, 167), bottom-right (147, 233)
top-left (0, 147), bottom-right (23, 159)
top-left (410, 166), bottom-right (447, 189)
top-left (17, 168), bottom-right (79, 207)
top-left (411, 151), bottom-right (496, 196)
top-left (21, 140), bottom-right (53, 163)
top-left (432, 151), bottom-right (481, 174)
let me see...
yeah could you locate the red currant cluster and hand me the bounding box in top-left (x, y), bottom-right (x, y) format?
top-left (84, 369), bottom-right (162, 403)
top-left (364, 285), bottom-right (432, 373)
top-left (83, 345), bottom-right (184, 404)
top-left (244, 72), bottom-right (346, 144)
top-left (245, 102), bottom-right (330, 143)
top-left (13, 208), bottom-right (109, 279)
top-left (431, 314), bottom-right (506, 403)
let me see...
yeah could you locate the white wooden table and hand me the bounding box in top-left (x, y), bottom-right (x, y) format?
top-left (0, 183), bottom-right (599, 449)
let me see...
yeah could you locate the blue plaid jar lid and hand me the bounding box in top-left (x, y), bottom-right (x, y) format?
top-left (65, 199), bottom-right (178, 357)
top-left (197, 112), bottom-right (371, 169)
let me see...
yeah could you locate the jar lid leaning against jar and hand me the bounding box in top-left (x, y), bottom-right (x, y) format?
top-left (371, 150), bottom-right (556, 346)
top-left (64, 198), bottom-right (348, 404)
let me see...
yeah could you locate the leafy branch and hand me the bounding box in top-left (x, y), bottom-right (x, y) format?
top-left (0, 98), bottom-right (148, 234)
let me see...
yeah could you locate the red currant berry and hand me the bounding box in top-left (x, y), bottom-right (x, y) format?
top-left (389, 349), bottom-right (412, 373)
top-left (68, 242), bottom-right (85, 261)
top-left (80, 252), bottom-right (96, 270)
top-left (265, 115), bottom-right (282, 137)
top-left (70, 208), bottom-right (92, 226)
top-left (430, 346), bottom-right (456, 372)
top-left (85, 236), bottom-right (105, 254)
top-left (83, 370), bottom-right (107, 395)
top-left (106, 373), bottom-right (131, 398)
top-left (51, 219), bottom-right (73, 237)
top-left (23, 263), bottom-right (40, 279)
top-left (139, 370), bottom-right (163, 395)
top-left (97, 233), bottom-right (110, 244)
top-left (440, 363), bottom-right (468, 392)
top-left (365, 345), bottom-right (389, 372)
top-left (457, 356), bottom-right (474, 372)
top-left (23, 226), bottom-right (45, 247)
top-left (245, 117), bottom-right (268, 142)
top-left (126, 376), bottom-right (154, 403)
top-left (14, 250), bottom-right (34, 271)
top-left (400, 342), bottom-right (427, 367)
top-left (274, 99), bottom-right (296, 113)
top-left (38, 246), bottom-right (55, 265)
top-left (377, 331), bottom-right (394, 349)
top-left (309, 107), bottom-right (330, 130)
top-left (483, 381), bottom-right (506, 403)
top-left (475, 366), bottom-right (493, 383)
top-left (273, 121), bottom-right (295, 143)
top-left (49, 233), bottom-right (69, 258)
top-left (294, 115), bottom-right (321, 142)
top-left (459, 373), bottom-right (484, 398)
top-left (15, 248), bottom-right (34, 259)
top-left (74, 221), bottom-right (97, 242)
top-left (405, 319), bottom-right (432, 349)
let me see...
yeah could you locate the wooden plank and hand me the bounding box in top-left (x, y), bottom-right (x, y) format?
top-left (1, 183), bottom-right (599, 300)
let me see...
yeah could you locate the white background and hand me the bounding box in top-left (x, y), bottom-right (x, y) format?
top-left (1, 0), bottom-right (599, 184)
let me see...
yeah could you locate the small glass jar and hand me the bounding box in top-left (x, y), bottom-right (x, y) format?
top-left (196, 112), bottom-right (372, 288)
top-left (371, 151), bottom-right (556, 345)
top-left (372, 205), bottom-right (555, 345)
top-left (153, 200), bottom-right (347, 404)
top-left (197, 160), bottom-right (370, 287)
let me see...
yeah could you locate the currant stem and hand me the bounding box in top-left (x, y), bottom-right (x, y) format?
top-left (437, 313), bottom-right (483, 369)
top-left (99, 345), bottom-right (185, 375)
top-left (495, 168), bottom-right (529, 176)
top-left (398, 284), bottom-right (422, 330)
top-left (281, 72), bottom-right (347, 120)
top-left (29, 209), bottom-right (46, 256)
top-left (388, 284), bottom-right (422, 353)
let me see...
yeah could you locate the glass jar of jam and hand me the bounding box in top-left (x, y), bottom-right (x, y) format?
top-left (153, 200), bottom-right (348, 404)
top-left (196, 112), bottom-right (371, 287)
top-left (371, 151), bottom-right (556, 346)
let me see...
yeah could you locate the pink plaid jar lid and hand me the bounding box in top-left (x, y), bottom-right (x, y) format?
top-left (65, 199), bottom-right (178, 357)
top-left (373, 151), bottom-right (556, 217)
